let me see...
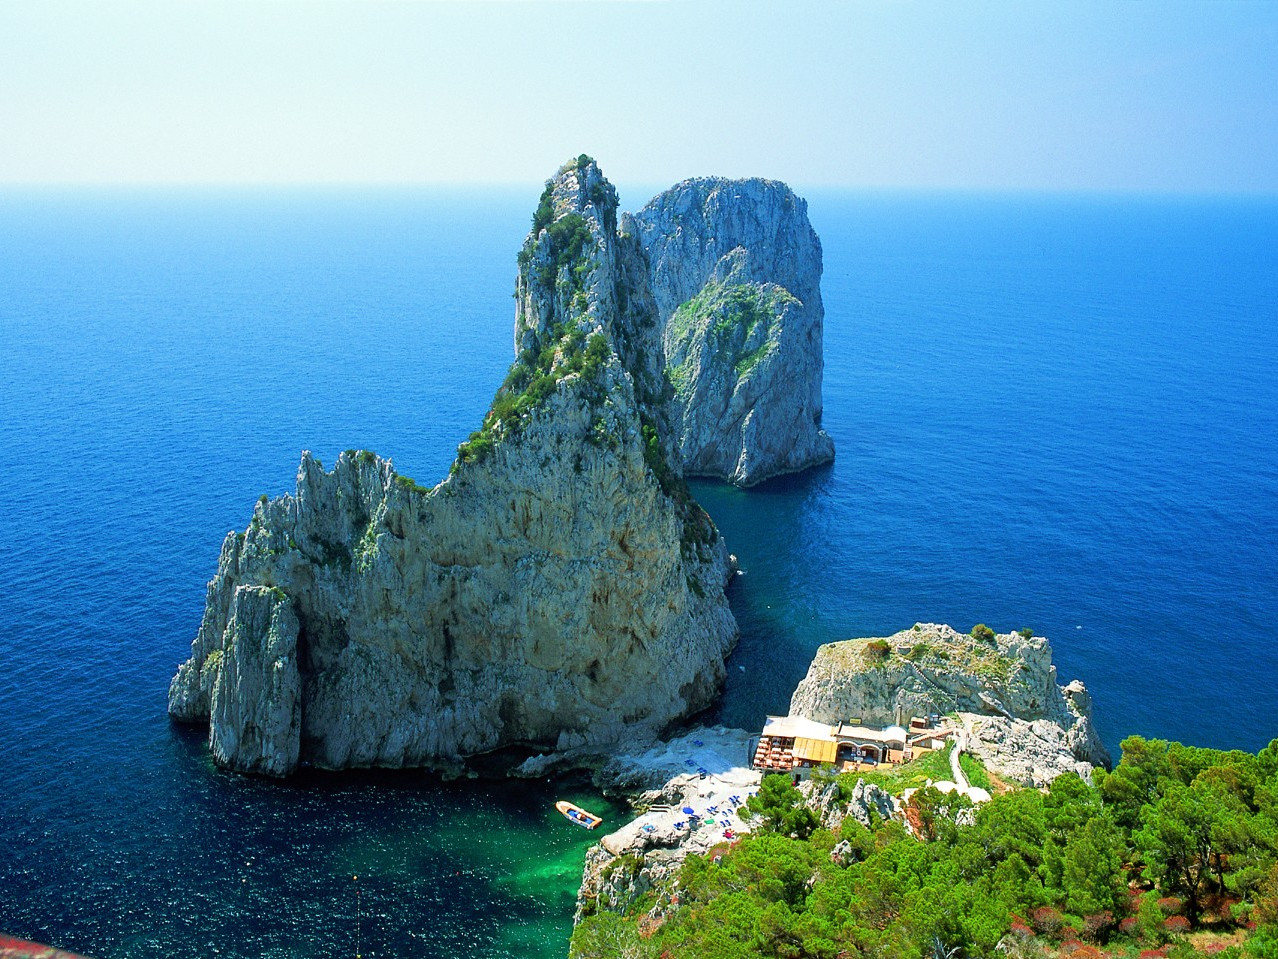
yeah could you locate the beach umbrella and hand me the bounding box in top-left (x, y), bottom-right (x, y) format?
top-left (682, 806), bottom-right (695, 814)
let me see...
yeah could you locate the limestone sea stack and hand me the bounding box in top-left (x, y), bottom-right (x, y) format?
top-left (631, 178), bottom-right (835, 486)
top-left (168, 157), bottom-right (739, 776)
top-left (788, 623), bottom-right (1112, 785)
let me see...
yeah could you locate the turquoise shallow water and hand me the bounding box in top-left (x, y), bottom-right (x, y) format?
top-left (1, 187), bottom-right (1276, 957)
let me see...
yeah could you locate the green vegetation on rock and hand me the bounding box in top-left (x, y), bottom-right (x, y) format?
top-left (393, 473), bottom-right (430, 495)
top-left (637, 411), bottom-right (716, 560)
top-left (535, 213), bottom-right (594, 293)
top-left (518, 197), bottom-right (596, 295)
top-left (865, 638), bottom-right (892, 661)
top-left (960, 751), bottom-right (995, 791)
top-left (824, 740), bottom-right (957, 797)
top-left (460, 199), bottom-right (610, 471)
top-left (666, 280), bottom-right (796, 393)
top-left (856, 629), bottom-right (1015, 682)
top-left (572, 736), bottom-right (1278, 959)
top-left (739, 773), bottom-right (819, 840)
top-left (733, 340), bottom-right (772, 377)
top-left (530, 180), bottom-right (555, 236)
top-left (456, 323), bottom-right (610, 468)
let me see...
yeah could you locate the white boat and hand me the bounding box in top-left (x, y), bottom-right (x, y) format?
top-left (555, 800), bottom-right (602, 830)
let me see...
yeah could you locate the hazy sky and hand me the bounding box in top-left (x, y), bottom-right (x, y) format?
top-left (2, 0), bottom-right (1275, 192)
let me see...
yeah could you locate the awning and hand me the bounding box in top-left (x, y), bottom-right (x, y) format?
top-left (792, 736), bottom-right (839, 764)
top-left (763, 715), bottom-right (834, 740)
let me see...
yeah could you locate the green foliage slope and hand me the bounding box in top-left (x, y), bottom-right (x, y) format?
top-left (571, 736), bottom-right (1278, 959)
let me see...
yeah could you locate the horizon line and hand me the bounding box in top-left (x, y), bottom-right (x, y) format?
top-left (1, 180), bottom-right (1275, 200)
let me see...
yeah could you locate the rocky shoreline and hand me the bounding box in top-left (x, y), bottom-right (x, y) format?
top-left (572, 624), bottom-right (1109, 927)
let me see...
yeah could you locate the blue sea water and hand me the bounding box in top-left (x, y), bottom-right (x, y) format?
top-left (1, 186), bottom-right (1275, 958)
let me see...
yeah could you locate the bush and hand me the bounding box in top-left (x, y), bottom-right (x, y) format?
top-left (543, 214), bottom-right (593, 292)
top-left (959, 751), bottom-right (994, 791)
top-left (866, 639), bottom-right (892, 660)
top-left (1138, 893), bottom-right (1168, 944)
top-left (971, 623), bottom-right (997, 642)
top-left (1243, 926), bottom-right (1278, 958)
top-left (1163, 916), bottom-right (1191, 934)
top-left (531, 180), bottom-right (555, 234)
top-left (1159, 897), bottom-right (1184, 916)
top-left (1009, 920), bottom-right (1035, 939)
top-left (1019, 627), bottom-right (1034, 639)
top-left (1082, 912), bottom-right (1113, 942)
top-left (393, 473), bottom-right (429, 494)
top-left (456, 430), bottom-right (496, 465)
top-left (741, 773), bottom-right (818, 840)
top-left (1032, 906), bottom-right (1065, 937)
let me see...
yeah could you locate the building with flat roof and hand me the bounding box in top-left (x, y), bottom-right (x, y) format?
top-left (752, 716), bottom-right (914, 772)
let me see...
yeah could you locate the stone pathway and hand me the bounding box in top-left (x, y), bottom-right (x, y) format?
top-left (949, 728), bottom-right (969, 790)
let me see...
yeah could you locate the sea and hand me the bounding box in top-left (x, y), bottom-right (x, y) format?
top-left (1, 185), bottom-right (1275, 958)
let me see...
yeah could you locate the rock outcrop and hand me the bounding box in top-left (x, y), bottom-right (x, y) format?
top-left (169, 157), bottom-right (740, 775)
top-left (960, 714), bottom-right (1099, 788)
top-left (788, 623), bottom-right (1111, 783)
top-left (631, 178), bottom-right (834, 486)
top-left (802, 776), bottom-right (899, 833)
top-left (207, 586), bottom-right (301, 777)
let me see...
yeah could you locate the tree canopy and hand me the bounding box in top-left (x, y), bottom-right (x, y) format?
top-left (572, 736), bottom-right (1278, 959)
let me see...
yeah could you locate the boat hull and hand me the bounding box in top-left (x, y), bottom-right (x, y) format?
top-left (555, 800), bottom-right (602, 830)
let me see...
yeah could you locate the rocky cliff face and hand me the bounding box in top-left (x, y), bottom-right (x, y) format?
top-left (168, 157), bottom-right (738, 776)
top-left (631, 178), bottom-right (834, 486)
top-left (788, 623), bottom-right (1111, 783)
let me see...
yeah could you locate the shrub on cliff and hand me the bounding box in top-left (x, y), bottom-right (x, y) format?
top-left (740, 773), bottom-right (818, 840)
top-left (530, 181), bottom-right (555, 235)
top-left (865, 638), bottom-right (892, 660)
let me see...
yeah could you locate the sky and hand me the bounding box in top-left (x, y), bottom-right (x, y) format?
top-left (1, 0), bottom-right (1275, 192)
